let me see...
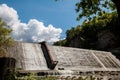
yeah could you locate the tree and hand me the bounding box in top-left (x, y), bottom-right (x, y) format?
top-left (75, 0), bottom-right (120, 21)
top-left (75, 0), bottom-right (120, 50)
top-left (56, 0), bottom-right (120, 24)
top-left (54, 12), bottom-right (119, 50)
top-left (0, 18), bottom-right (13, 57)
top-left (54, 39), bottom-right (67, 46)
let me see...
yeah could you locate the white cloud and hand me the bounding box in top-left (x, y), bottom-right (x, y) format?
top-left (0, 4), bottom-right (62, 44)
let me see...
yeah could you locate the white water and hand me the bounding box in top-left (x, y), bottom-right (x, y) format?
top-left (20, 43), bottom-right (48, 70)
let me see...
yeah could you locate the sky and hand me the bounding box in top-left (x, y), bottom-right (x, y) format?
top-left (0, 0), bottom-right (84, 44)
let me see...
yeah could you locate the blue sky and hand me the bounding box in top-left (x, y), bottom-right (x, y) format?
top-left (0, 0), bottom-right (84, 43)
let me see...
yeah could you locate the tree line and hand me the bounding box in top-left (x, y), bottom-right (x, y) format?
top-left (54, 12), bottom-right (120, 51)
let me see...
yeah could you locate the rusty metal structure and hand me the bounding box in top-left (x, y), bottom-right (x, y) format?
top-left (40, 41), bottom-right (58, 70)
top-left (5, 41), bottom-right (120, 79)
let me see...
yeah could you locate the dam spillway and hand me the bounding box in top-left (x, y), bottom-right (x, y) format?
top-left (5, 41), bottom-right (120, 79)
top-left (7, 42), bottom-right (48, 70)
top-left (47, 45), bottom-right (120, 71)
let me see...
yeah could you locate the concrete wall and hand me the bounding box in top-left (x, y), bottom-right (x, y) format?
top-left (7, 42), bottom-right (120, 72)
top-left (8, 42), bottom-right (48, 70)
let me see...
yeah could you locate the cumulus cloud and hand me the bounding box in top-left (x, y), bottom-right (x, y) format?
top-left (0, 4), bottom-right (62, 44)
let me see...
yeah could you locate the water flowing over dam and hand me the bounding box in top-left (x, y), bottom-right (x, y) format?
top-left (7, 42), bottom-right (48, 70)
top-left (4, 41), bottom-right (120, 79)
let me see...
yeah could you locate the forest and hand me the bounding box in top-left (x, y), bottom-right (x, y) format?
top-left (54, 12), bottom-right (119, 49)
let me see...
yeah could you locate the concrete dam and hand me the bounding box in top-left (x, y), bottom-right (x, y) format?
top-left (4, 41), bottom-right (120, 79)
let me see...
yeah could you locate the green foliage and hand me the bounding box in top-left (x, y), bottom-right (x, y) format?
top-left (75, 0), bottom-right (116, 20)
top-left (0, 18), bottom-right (14, 57)
top-left (54, 12), bottom-right (119, 50)
top-left (24, 73), bottom-right (37, 80)
top-left (55, 0), bottom-right (120, 24)
top-left (76, 12), bottom-right (118, 49)
top-left (5, 71), bottom-right (57, 80)
top-left (54, 39), bottom-right (67, 46)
